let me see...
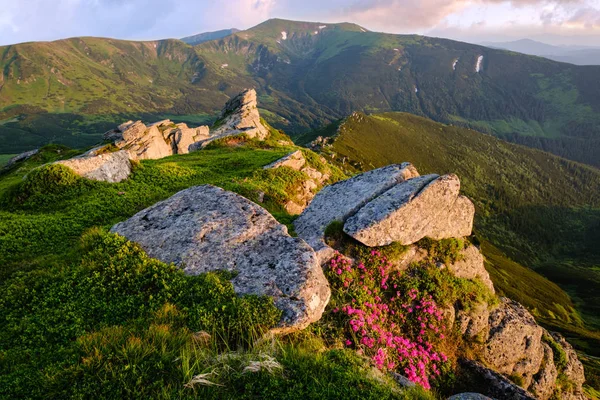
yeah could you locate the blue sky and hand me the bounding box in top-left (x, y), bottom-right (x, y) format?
top-left (0, 0), bottom-right (598, 46)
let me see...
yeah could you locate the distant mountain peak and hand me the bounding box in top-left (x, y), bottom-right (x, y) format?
top-left (181, 28), bottom-right (240, 46)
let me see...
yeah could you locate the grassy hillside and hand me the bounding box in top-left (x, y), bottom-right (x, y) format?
top-left (308, 111), bottom-right (600, 353)
top-left (0, 140), bottom-right (490, 399)
top-left (1, 19), bottom-right (600, 166)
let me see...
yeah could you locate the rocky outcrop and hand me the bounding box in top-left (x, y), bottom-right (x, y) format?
top-left (294, 163), bottom-right (419, 263)
top-left (105, 120), bottom-right (210, 160)
top-left (343, 174), bottom-right (474, 246)
top-left (457, 301), bottom-right (490, 340)
top-left (56, 148), bottom-right (132, 183)
top-left (110, 185), bottom-right (330, 331)
top-left (3, 149), bottom-right (39, 169)
top-left (484, 298), bottom-right (544, 388)
top-left (212, 89), bottom-right (270, 140)
top-left (549, 333), bottom-right (586, 400)
top-left (263, 150), bottom-right (331, 215)
top-left (529, 343), bottom-right (558, 400)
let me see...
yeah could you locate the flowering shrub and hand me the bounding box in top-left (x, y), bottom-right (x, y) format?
top-left (326, 251), bottom-right (452, 389)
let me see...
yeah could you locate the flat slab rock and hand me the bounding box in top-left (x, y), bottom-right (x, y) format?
top-left (56, 148), bottom-right (132, 183)
top-left (344, 173), bottom-right (474, 246)
top-left (111, 185), bottom-right (330, 331)
top-left (294, 163), bottom-right (419, 263)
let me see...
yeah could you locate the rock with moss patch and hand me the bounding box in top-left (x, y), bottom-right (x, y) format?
top-left (111, 184), bottom-right (330, 331)
top-left (460, 359), bottom-right (537, 400)
top-left (4, 149), bottom-right (39, 169)
top-left (529, 342), bottom-right (558, 400)
top-left (294, 163), bottom-right (420, 263)
top-left (56, 148), bottom-right (131, 183)
top-left (344, 174), bottom-right (474, 246)
top-left (549, 332), bottom-right (586, 399)
top-left (448, 245), bottom-right (494, 293)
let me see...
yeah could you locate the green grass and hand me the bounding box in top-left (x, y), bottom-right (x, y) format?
top-left (0, 154), bottom-right (16, 167)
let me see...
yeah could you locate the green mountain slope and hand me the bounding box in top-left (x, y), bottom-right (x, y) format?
top-left (307, 111), bottom-right (600, 353)
top-left (2, 19), bottom-right (600, 166)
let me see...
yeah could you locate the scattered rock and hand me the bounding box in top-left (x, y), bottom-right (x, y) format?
top-left (390, 372), bottom-right (416, 388)
top-left (344, 174), bottom-right (474, 246)
top-left (483, 298), bottom-right (544, 388)
top-left (56, 148), bottom-right (131, 183)
top-left (294, 163), bottom-right (419, 263)
top-left (3, 149), bottom-right (39, 168)
top-left (111, 185), bottom-right (331, 331)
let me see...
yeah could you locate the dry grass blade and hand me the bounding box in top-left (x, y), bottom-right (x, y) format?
top-left (184, 371), bottom-right (223, 388)
top-left (243, 354), bottom-right (283, 374)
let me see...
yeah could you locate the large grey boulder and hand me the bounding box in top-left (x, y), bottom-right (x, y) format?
top-left (111, 185), bottom-right (330, 331)
top-left (294, 163), bottom-right (419, 263)
top-left (344, 174), bottom-right (474, 246)
top-left (56, 148), bottom-right (132, 183)
top-left (483, 298), bottom-right (544, 388)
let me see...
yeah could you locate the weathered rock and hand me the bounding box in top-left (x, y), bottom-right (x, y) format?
top-left (448, 245), bottom-right (495, 293)
top-left (120, 124), bottom-right (173, 160)
top-left (390, 372), bottom-right (416, 388)
top-left (550, 332), bottom-right (586, 398)
top-left (4, 149), bottom-right (39, 168)
top-left (172, 125), bottom-right (210, 155)
top-left (344, 174), bottom-right (474, 246)
top-left (294, 163), bottom-right (420, 263)
top-left (483, 298), bottom-right (544, 388)
top-left (460, 359), bottom-right (537, 400)
top-left (56, 149), bottom-right (132, 183)
top-left (457, 301), bottom-right (490, 340)
top-left (448, 394), bottom-right (492, 400)
top-left (264, 150), bottom-right (332, 215)
top-left (212, 89), bottom-right (270, 140)
top-left (263, 150), bottom-right (306, 171)
top-left (529, 343), bottom-right (558, 400)
top-left (111, 185), bottom-right (330, 331)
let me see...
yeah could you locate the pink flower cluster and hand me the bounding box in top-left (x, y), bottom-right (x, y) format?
top-left (328, 251), bottom-right (449, 390)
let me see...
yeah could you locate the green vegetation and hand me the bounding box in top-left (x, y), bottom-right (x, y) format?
top-left (0, 154), bottom-right (16, 167)
top-left (1, 19), bottom-right (600, 166)
top-left (315, 111), bottom-right (600, 358)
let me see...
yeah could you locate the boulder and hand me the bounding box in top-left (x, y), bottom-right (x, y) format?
top-left (110, 185), bottom-right (331, 331)
top-left (4, 149), bottom-right (39, 168)
top-left (344, 174), bottom-right (474, 246)
top-left (56, 149), bottom-right (132, 183)
top-left (448, 245), bottom-right (495, 293)
top-left (483, 298), bottom-right (544, 388)
top-left (550, 332), bottom-right (586, 398)
top-left (120, 124), bottom-right (173, 160)
top-left (294, 163), bottom-right (420, 263)
top-left (172, 125), bottom-right (210, 155)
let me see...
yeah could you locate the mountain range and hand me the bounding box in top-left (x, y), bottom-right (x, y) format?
top-left (1, 18), bottom-right (599, 169)
top-left (481, 38), bottom-right (600, 66)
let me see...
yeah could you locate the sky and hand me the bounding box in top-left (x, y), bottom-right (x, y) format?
top-left (0, 0), bottom-right (599, 46)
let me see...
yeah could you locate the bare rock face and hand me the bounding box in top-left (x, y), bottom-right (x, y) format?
top-left (56, 148), bottom-right (131, 183)
top-left (110, 185), bottom-right (330, 331)
top-left (212, 89), bottom-right (270, 140)
top-left (264, 150), bottom-right (331, 215)
top-left (449, 245), bottom-right (495, 293)
top-left (457, 301), bottom-right (490, 340)
top-left (483, 298), bottom-right (544, 388)
top-left (344, 174), bottom-right (474, 246)
top-left (294, 163), bottom-right (420, 263)
top-left (529, 343), bottom-right (558, 400)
